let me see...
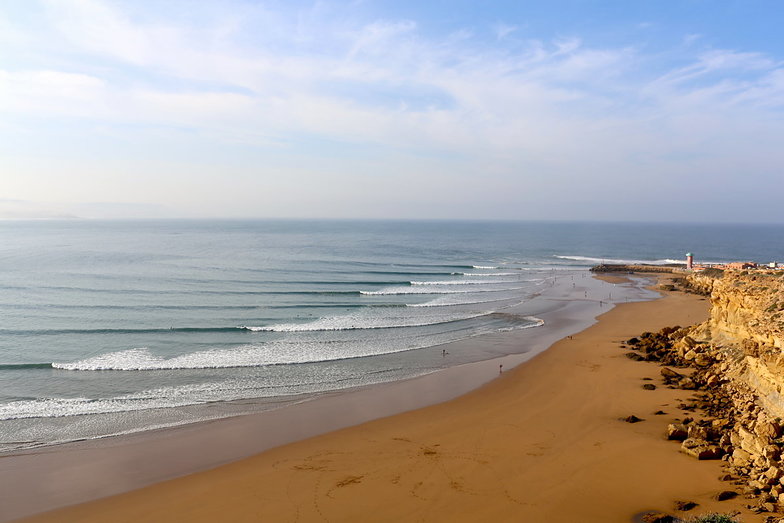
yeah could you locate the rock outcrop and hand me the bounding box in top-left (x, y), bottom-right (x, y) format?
top-left (688, 270), bottom-right (784, 418)
top-left (624, 268), bottom-right (784, 515)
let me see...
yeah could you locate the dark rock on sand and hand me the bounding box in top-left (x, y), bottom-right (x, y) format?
top-left (666, 424), bottom-right (688, 441)
top-left (661, 367), bottom-right (683, 383)
top-left (715, 490), bottom-right (738, 501)
top-left (623, 415), bottom-right (644, 423)
top-left (680, 438), bottom-right (724, 460)
top-left (673, 500), bottom-right (697, 511)
top-left (641, 511), bottom-right (676, 523)
top-left (679, 377), bottom-right (698, 390)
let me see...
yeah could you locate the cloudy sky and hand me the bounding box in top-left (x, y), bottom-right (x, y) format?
top-left (1, 0), bottom-right (782, 222)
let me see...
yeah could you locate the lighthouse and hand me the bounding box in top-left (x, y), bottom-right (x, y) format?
top-left (686, 252), bottom-right (694, 270)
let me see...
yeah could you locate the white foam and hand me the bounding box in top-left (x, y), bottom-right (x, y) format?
top-left (409, 280), bottom-right (520, 286)
top-left (246, 310), bottom-right (491, 332)
top-left (52, 311), bottom-right (544, 372)
top-left (497, 316), bottom-right (545, 331)
top-left (0, 390), bottom-right (193, 420)
top-left (0, 380), bottom-right (269, 420)
top-left (472, 265), bottom-right (498, 269)
top-left (360, 286), bottom-right (524, 295)
top-left (462, 272), bottom-right (520, 276)
top-left (408, 296), bottom-right (518, 308)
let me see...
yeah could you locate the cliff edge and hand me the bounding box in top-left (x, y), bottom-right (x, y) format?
top-left (648, 269), bottom-right (784, 513)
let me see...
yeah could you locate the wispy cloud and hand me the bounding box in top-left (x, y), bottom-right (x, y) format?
top-left (494, 23), bottom-right (518, 41)
top-left (1, 0), bottom-right (783, 220)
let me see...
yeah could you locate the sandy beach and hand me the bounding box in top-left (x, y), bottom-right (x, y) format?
top-left (12, 278), bottom-right (766, 522)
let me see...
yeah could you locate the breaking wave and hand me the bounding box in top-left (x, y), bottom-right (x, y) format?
top-left (554, 255), bottom-right (684, 265)
top-left (409, 280), bottom-right (520, 286)
top-left (462, 272), bottom-right (520, 276)
top-left (360, 286), bottom-right (524, 295)
top-left (244, 310), bottom-right (492, 332)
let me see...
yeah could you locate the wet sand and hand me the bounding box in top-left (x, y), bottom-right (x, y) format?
top-left (15, 282), bottom-right (763, 522)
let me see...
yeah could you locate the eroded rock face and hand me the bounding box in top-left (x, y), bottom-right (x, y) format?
top-left (687, 270), bottom-right (784, 420)
top-left (622, 269), bottom-right (784, 511)
top-left (690, 270), bottom-right (784, 352)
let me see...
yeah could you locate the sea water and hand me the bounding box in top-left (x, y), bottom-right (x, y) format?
top-left (1, 219), bottom-right (782, 451)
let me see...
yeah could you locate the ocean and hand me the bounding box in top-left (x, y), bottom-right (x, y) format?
top-left (1, 219), bottom-right (782, 452)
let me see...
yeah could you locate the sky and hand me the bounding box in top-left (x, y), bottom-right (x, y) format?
top-left (1, 0), bottom-right (783, 222)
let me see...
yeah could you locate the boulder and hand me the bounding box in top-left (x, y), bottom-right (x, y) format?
top-left (680, 336), bottom-right (697, 349)
top-left (622, 415), bottom-right (643, 423)
top-left (641, 512), bottom-right (676, 523)
top-left (696, 446), bottom-right (724, 460)
top-left (714, 490), bottom-right (738, 501)
top-left (757, 421), bottom-right (783, 440)
top-left (732, 448), bottom-right (752, 467)
top-left (706, 374), bottom-right (721, 387)
top-left (679, 377), bottom-right (698, 390)
top-left (666, 424), bottom-right (688, 441)
top-left (661, 367), bottom-right (683, 383)
top-left (687, 424), bottom-right (708, 440)
top-left (673, 500), bottom-right (697, 511)
top-left (749, 479), bottom-right (767, 490)
top-left (681, 439), bottom-right (724, 460)
top-left (764, 445), bottom-right (781, 460)
top-left (765, 467), bottom-right (783, 482)
top-left (738, 426), bottom-right (767, 455)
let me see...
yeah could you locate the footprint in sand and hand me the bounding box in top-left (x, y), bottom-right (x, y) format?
top-left (335, 475), bottom-right (363, 488)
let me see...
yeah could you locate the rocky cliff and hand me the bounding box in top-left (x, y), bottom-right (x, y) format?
top-left (691, 270), bottom-right (784, 352)
top-left (624, 269), bottom-right (784, 514)
top-left (689, 270), bottom-right (784, 418)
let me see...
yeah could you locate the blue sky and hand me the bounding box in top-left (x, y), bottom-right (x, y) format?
top-left (1, 0), bottom-right (782, 222)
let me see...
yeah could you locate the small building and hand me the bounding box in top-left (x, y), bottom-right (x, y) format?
top-left (686, 252), bottom-right (694, 270)
top-left (726, 262), bottom-right (757, 270)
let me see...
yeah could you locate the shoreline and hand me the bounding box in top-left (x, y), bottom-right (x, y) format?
top-left (0, 269), bottom-right (619, 456)
top-left (0, 273), bottom-right (651, 522)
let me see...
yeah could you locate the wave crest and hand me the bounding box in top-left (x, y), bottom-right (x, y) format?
top-left (554, 255), bottom-right (684, 265)
top-left (360, 286), bottom-right (523, 295)
top-left (245, 310), bottom-right (491, 332)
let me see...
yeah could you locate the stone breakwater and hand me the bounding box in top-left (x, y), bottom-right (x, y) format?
top-left (626, 269), bottom-right (784, 519)
top-left (591, 264), bottom-right (680, 274)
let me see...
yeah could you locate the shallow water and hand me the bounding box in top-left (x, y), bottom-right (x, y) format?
top-left (0, 219), bottom-right (781, 450)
